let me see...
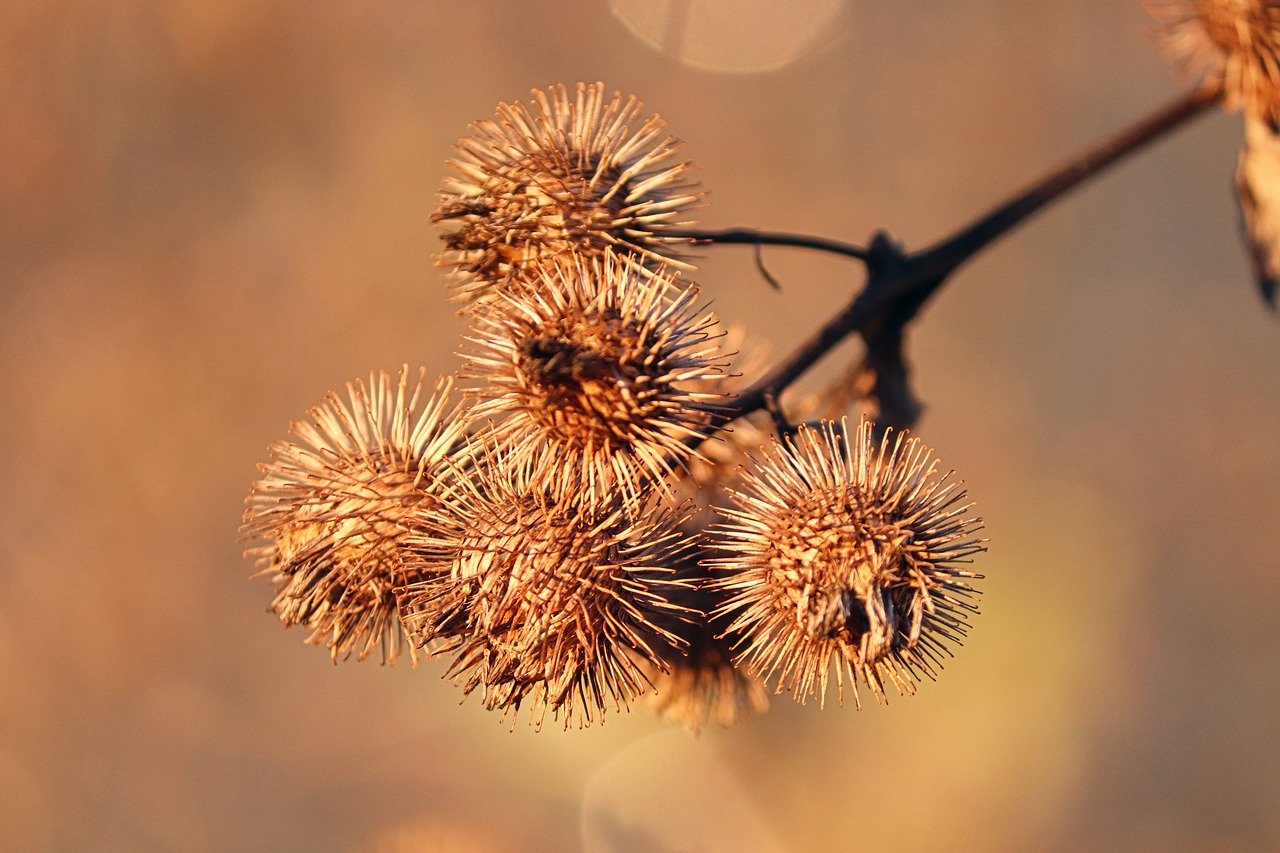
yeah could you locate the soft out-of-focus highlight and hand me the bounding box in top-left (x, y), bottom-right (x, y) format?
top-left (609, 0), bottom-right (849, 73)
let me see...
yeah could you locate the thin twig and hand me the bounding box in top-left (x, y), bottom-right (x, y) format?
top-left (913, 83), bottom-right (1223, 289)
top-left (713, 85), bottom-right (1221, 427)
top-left (670, 227), bottom-right (871, 261)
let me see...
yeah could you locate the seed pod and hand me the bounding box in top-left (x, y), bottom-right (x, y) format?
top-left (461, 250), bottom-right (729, 511)
top-left (710, 418), bottom-right (986, 707)
top-left (242, 368), bottom-right (470, 664)
top-left (433, 82), bottom-right (702, 303)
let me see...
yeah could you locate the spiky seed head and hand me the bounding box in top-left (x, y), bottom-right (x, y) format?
top-left (710, 418), bottom-right (985, 708)
top-left (241, 368), bottom-right (470, 664)
top-left (669, 331), bottom-right (778, 526)
top-left (461, 250), bottom-right (730, 510)
top-left (404, 453), bottom-right (694, 729)
top-left (630, 541), bottom-right (770, 732)
top-left (433, 81), bottom-right (703, 304)
top-left (672, 413), bottom-right (776, 535)
top-left (1149, 0), bottom-right (1280, 122)
top-left (647, 628), bottom-right (771, 733)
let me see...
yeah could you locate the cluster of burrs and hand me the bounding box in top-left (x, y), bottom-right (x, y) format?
top-left (243, 83), bottom-right (986, 730)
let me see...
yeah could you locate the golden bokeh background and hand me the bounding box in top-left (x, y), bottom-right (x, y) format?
top-left (4, 1), bottom-right (1279, 850)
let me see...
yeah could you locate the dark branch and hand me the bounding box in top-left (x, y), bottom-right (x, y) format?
top-left (913, 83), bottom-right (1223, 288)
top-left (708, 85), bottom-right (1222, 430)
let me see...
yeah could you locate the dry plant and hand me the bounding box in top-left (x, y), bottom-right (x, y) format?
top-left (243, 5), bottom-right (1279, 730)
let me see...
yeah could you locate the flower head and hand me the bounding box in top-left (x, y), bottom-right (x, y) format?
top-left (619, 539), bottom-right (771, 732)
top-left (404, 452), bottom-right (694, 729)
top-left (461, 250), bottom-right (729, 510)
top-left (241, 368), bottom-right (469, 664)
top-left (710, 418), bottom-right (985, 707)
top-left (1149, 0), bottom-right (1280, 122)
top-left (433, 82), bottom-right (702, 303)
top-left (647, 625), bottom-right (771, 732)
top-left (670, 331), bottom-right (778, 525)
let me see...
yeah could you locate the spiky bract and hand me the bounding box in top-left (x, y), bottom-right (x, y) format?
top-left (710, 418), bottom-right (985, 707)
top-left (433, 82), bottom-right (702, 303)
top-left (405, 457), bottom-right (694, 729)
top-left (1150, 0), bottom-right (1280, 122)
top-left (461, 250), bottom-right (729, 510)
top-left (242, 368), bottom-right (469, 664)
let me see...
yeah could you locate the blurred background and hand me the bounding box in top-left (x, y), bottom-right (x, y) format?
top-left (3, 1), bottom-right (1279, 850)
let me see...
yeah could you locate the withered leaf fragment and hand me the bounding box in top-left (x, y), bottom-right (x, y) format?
top-left (1236, 115), bottom-right (1280, 308)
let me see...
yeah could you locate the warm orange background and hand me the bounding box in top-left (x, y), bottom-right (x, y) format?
top-left (4, 2), bottom-right (1279, 850)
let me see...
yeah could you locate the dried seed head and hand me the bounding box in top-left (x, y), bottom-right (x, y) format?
top-left (461, 250), bottom-right (730, 509)
top-left (406, 456), bottom-right (693, 729)
top-left (647, 627), bottom-right (771, 733)
top-left (670, 414), bottom-right (772, 539)
top-left (1149, 0), bottom-right (1280, 122)
top-left (670, 329), bottom-right (777, 521)
top-left (433, 82), bottom-right (702, 303)
top-left (630, 541), bottom-right (770, 732)
top-left (710, 418), bottom-right (985, 707)
top-left (241, 368), bottom-right (470, 664)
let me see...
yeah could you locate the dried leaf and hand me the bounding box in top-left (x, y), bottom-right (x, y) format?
top-left (1235, 115), bottom-right (1280, 309)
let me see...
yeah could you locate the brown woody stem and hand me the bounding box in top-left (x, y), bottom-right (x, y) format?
top-left (912, 83), bottom-right (1222, 287)
top-left (706, 84), bottom-right (1222, 425)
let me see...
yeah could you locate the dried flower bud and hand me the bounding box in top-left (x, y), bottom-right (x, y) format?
top-left (461, 250), bottom-right (730, 510)
top-left (627, 541), bottom-right (770, 732)
top-left (242, 368), bottom-right (469, 664)
top-left (433, 82), bottom-right (702, 303)
top-left (672, 415), bottom-right (771, 530)
top-left (405, 453), bottom-right (694, 729)
top-left (670, 330), bottom-right (778, 526)
top-left (1149, 0), bottom-right (1280, 122)
top-left (647, 626), bottom-right (771, 733)
top-left (710, 418), bottom-right (985, 707)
